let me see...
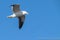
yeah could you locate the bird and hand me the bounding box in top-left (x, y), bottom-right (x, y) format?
top-left (7, 4), bottom-right (28, 29)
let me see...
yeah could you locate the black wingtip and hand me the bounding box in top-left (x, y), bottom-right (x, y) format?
top-left (11, 4), bottom-right (20, 6)
top-left (19, 22), bottom-right (23, 29)
top-left (18, 15), bottom-right (25, 29)
top-left (19, 26), bottom-right (22, 29)
top-left (11, 5), bottom-right (14, 6)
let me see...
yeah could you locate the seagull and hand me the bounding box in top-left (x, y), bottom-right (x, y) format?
top-left (7, 4), bottom-right (28, 29)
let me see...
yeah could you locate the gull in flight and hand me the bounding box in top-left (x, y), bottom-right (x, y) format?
top-left (7, 4), bottom-right (28, 29)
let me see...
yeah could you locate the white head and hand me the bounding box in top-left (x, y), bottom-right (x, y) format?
top-left (22, 11), bottom-right (28, 15)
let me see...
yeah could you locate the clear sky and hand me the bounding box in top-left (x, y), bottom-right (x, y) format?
top-left (0, 0), bottom-right (60, 40)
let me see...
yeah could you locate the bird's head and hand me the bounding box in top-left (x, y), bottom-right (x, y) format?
top-left (22, 11), bottom-right (28, 15)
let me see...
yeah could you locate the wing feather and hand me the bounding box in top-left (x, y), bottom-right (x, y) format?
top-left (18, 15), bottom-right (25, 29)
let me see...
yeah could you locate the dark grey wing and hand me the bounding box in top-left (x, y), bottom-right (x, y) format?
top-left (18, 15), bottom-right (25, 29)
top-left (11, 4), bottom-right (20, 13)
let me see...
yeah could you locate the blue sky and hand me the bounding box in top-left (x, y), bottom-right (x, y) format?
top-left (0, 0), bottom-right (60, 40)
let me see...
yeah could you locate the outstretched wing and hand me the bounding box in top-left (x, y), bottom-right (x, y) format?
top-left (11, 4), bottom-right (20, 13)
top-left (18, 15), bottom-right (25, 29)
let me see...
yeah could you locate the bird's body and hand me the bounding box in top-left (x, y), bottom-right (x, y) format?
top-left (8, 11), bottom-right (28, 18)
top-left (7, 4), bottom-right (28, 29)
